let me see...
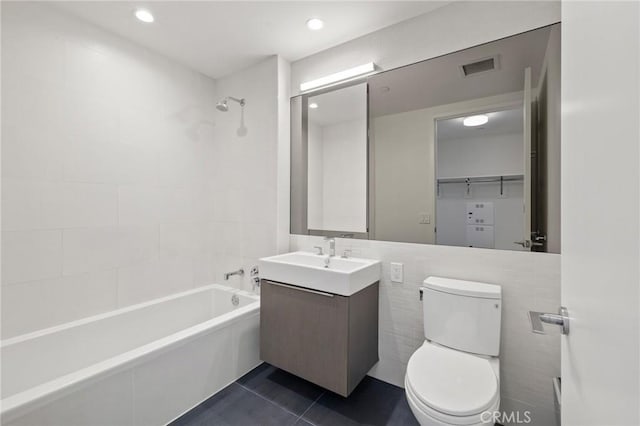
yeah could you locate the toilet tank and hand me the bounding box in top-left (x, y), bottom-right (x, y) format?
top-left (422, 276), bottom-right (501, 356)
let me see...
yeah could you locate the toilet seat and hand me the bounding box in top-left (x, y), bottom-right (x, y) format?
top-left (405, 376), bottom-right (499, 426)
top-left (405, 342), bottom-right (499, 420)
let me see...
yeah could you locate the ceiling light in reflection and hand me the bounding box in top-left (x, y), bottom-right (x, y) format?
top-left (463, 115), bottom-right (489, 127)
top-left (306, 18), bottom-right (324, 30)
top-left (134, 9), bottom-right (154, 23)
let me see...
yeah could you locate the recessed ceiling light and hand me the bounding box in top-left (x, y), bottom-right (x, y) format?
top-left (463, 115), bottom-right (489, 127)
top-left (134, 9), bottom-right (154, 23)
top-left (309, 103), bottom-right (319, 109)
top-left (306, 18), bottom-right (324, 30)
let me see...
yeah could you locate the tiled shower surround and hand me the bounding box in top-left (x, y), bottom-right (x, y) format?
top-left (1, 2), bottom-right (279, 338)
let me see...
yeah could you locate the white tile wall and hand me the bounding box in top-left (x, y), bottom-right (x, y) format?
top-left (2, 230), bottom-right (63, 284)
top-left (2, 270), bottom-right (118, 338)
top-left (209, 57), bottom-right (280, 291)
top-left (1, 3), bottom-right (280, 338)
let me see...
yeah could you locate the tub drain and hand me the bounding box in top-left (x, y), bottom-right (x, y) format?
top-left (231, 294), bottom-right (240, 306)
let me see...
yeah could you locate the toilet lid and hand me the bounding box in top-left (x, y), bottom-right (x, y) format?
top-left (406, 343), bottom-right (498, 417)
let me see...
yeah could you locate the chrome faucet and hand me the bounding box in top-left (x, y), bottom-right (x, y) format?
top-left (324, 237), bottom-right (335, 257)
top-left (224, 268), bottom-right (244, 280)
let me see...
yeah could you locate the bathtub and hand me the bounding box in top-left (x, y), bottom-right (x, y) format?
top-left (1, 283), bottom-right (260, 426)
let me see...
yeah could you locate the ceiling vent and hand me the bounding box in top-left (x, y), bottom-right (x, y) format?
top-left (459, 55), bottom-right (500, 77)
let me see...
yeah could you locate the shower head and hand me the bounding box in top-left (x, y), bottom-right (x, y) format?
top-left (216, 96), bottom-right (245, 112)
top-left (216, 100), bottom-right (228, 112)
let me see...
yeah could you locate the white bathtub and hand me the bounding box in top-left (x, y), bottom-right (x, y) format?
top-left (1, 284), bottom-right (260, 426)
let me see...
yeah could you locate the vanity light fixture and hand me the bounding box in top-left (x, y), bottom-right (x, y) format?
top-left (300, 62), bottom-right (376, 92)
top-left (134, 9), bottom-right (154, 23)
top-left (306, 18), bottom-right (324, 30)
top-left (309, 103), bottom-right (319, 109)
top-left (463, 114), bottom-right (489, 127)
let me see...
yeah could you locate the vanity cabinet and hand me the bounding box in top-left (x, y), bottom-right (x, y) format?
top-left (260, 279), bottom-right (379, 397)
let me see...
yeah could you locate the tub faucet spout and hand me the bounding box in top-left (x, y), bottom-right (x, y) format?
top-left (224, 268), bottom-right (244, 280)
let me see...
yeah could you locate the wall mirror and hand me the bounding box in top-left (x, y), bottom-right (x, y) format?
top-left (291, 82), bottom-right (369, 238)
top-left (291, 23), bottom-right (560, 253)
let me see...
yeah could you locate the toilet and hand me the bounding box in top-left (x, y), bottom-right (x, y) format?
top-left (405, 277), bottom-right (502, 426)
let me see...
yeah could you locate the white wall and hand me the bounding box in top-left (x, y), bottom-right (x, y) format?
top-left (291, 1), bottom-right (560, 96)
top-left (321, 119), bottom-right (367, 232)
top-left (290, 2), bottom-right (561, 425)
top-left (1, 3), bottom-right (280, 337)
top-left (437, 133), bottom-right (523, 178)
top-left (561, 2), bottom-right (640, 425)
top-left (275, 56), bottom-right (291, 255)
top-left (372, 110), bottom-right (436, 244)
top-left (308, 119), bottom-right (367, 233)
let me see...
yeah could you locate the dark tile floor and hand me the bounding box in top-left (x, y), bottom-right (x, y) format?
top-left (171, 363), bottom-right (419, 426)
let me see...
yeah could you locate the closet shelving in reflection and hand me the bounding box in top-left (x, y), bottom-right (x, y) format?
top-left (436, 174), bottom-right (524, 197)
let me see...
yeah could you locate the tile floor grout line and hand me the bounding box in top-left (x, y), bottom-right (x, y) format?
top-left (234, 381), bottom-right (307, 420)
top-left (295, 390), bottom-right (325, 425)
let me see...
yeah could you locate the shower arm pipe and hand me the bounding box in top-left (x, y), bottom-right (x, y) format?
top-left (227, 96), bottom-right (245, 106)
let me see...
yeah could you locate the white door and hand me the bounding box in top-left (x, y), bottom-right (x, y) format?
top-left (520, 67), bottom-right (532, 251)
top-left (561, 2), bottom-right (640, 425)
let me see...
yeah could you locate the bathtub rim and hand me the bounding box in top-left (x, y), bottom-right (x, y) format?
top-left (1, 283), bottom-right (255, 348)
top-left (1, 283), bottom-right (259, 422)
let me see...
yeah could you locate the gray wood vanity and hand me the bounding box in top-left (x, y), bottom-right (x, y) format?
top-left (260, 279), bottom-right (379, 397)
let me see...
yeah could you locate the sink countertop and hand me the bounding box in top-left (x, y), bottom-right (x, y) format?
top-left (258, 251), bottom-right (381, 296)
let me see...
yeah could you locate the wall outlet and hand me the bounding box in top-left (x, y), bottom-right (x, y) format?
top-left (390, 262), bottom-right (404, 283)
top-left (419, 213), bottom-right (431, 224)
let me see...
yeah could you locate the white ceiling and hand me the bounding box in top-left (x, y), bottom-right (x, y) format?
top-left (437, 107), bottom-right (524, 141)
top-left (52, 1), bottom-right (449, 79)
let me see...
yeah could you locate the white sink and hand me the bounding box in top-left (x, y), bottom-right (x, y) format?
top-left (258, 251), bottom-right (381, 296)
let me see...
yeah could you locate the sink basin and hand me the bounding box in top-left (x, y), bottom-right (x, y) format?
top-left (258, 251), bottom-right (381, 296)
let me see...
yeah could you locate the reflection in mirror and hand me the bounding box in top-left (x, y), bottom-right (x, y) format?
top-left (307, 84), bottom-right (367, 234)
top-left (368, 24), bottom-right (560, 252)
top-left (435, 107), bottom-right (525, 250)
top-left (290, 24), bottom-right (560, 253)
